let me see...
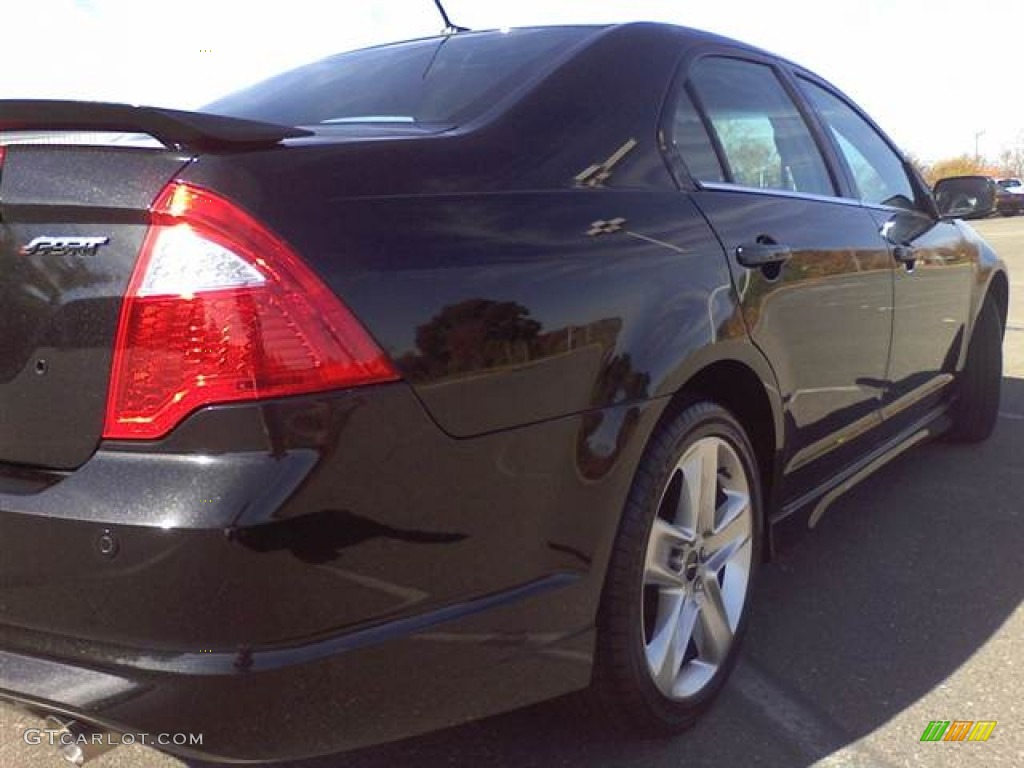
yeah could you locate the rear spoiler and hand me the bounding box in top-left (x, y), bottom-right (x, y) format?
top-left (0, 100), bottom-right (313, 151)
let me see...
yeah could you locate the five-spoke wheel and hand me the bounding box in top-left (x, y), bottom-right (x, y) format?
top-left (642, 436), bottom-right (753, 700)
top-left (592, 401), bottom-right (761, 733)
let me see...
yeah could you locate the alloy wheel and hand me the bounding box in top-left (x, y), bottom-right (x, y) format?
top-left (641, 436), bottom-right (754, 700)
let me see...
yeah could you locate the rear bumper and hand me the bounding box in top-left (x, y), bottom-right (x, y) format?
top-left (0, 575), bottom-right (592, 763)
top-left (0, 384), bottom-right (658, 761)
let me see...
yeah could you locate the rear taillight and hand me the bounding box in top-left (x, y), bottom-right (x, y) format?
top-left (103, 181), bottom-right (398, 440)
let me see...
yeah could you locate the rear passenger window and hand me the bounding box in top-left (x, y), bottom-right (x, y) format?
top-left (683, 57), bottom-right (833, 197)
top-left (798, 79), bottom-right (917, 210)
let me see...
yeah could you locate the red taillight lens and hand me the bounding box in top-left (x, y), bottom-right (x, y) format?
top-left (103, 181), bottom-right (398, 440)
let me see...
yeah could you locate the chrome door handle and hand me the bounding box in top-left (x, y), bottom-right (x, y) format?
top-left (892, 245), bottom-right (917, 264)
top-left (735, 242), bottom-right (792, 268)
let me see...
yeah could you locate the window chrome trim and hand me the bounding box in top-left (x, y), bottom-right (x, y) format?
top-left (859, 199), bottom-right (933, 217)
top-left (696, 181), bottom-right (935, 219)
top-left (697, 180), bottom-right (864, 208)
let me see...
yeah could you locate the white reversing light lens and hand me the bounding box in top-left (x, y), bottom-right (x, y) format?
top-left (139, 225), bottom-right (266, 297)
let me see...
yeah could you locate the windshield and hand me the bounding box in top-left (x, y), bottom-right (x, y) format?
top-left (203, 27), bottom-right (599, 127)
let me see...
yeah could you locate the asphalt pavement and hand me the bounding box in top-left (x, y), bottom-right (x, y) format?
top-left (3, 216), bottom-right (1022, 768)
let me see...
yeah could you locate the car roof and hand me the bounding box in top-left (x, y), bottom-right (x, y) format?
top-left (348, 21), bottom-right (773, 60)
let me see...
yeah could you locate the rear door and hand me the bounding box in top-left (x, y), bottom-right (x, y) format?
top-left (667, 54), bottom-right (895, 496)
top-left (794, 77), bottom-right (975, 427)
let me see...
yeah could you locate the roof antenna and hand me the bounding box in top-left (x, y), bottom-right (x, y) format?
top-left (432, 0), bottom-right (469, 35)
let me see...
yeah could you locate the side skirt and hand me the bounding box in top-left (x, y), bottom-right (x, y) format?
top-left (768, 404), bottom-right (952, 554)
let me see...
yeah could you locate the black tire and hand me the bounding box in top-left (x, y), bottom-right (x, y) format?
top-left (590, 401), bottom-right (762, 735)
top-left (948, 296), bottom-right (1003, 442)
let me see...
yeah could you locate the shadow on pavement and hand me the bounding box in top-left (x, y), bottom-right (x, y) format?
top-left (197, 377), bottom-right (1024, 768)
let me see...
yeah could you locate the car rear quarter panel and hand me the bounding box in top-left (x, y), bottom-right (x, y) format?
top-left (177, 152), bottom-right (760, 439)
top-left (276, 189), bottom-right (747, 437)
top-left (177, 23), bottom-right (766, 440)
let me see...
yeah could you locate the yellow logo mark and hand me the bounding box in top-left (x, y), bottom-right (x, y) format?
top-left (967, 721), bottom-right (998, 742)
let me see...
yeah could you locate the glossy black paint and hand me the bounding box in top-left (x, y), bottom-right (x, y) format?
top-left (0, 384), bottom-right (661, 760)
top-left (0, 146), bottom-right (189, 467)
top-left (0, 21), bottom-right (1009, 762)
top-left (0, 100), bottom-right (312, 150)
top-left (871, 208), bottom-right (974, 416)
top-left (691, 187), bottom-right (895, 500)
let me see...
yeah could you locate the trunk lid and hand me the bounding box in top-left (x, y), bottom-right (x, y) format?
top-left (0, 101), bottom-right (308, 469)
top-left (0, 142), bottom-right (189, 468)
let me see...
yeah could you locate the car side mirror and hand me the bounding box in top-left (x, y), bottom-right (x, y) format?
top-left (933, 176), bottom-right (996, 220)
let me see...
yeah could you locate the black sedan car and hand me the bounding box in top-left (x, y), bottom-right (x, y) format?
top-left (0, 22), bottom-right (1008, 765)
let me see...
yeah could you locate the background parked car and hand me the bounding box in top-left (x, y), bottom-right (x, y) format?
top-left (996, 182), bottom-right (1024, 215)
top-left (995, 177), bottom-right (1024, 215)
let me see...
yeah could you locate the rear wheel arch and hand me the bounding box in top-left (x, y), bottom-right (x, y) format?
top-left (589, 399), bottom-right (763, 731)
top-left (653, 358), bottom-right (781, 561)
top-left (588, 352), bottom-right (783, 629)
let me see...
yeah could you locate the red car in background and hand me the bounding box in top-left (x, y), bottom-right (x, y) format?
top-left (996, 178), bottom-right (1024, 215)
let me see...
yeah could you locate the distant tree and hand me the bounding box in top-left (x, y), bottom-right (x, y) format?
top-left (408, 299), bottom-right (542, 379)
top-left (925, 154), bottom-right (990, 186)
top-left (905, 152), bottom-right (930, 182)
top-left (996, 138), bottom-right (1024, 180)
top-left (716, 120), bottom-right (781, 188)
